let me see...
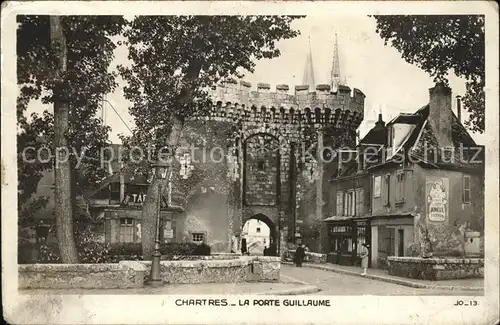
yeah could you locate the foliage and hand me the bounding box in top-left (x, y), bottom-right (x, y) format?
top-left (118, 15), bottom-right (303, 153)
top-left (16, 16), bottom-right (126, 226)
top-left (19, 237), bottom-right (201, 264)
top-left (371, 15), bottom-right (485, 133)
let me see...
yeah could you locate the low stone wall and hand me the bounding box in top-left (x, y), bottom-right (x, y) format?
top-left (387, 257), bottom-right (484, 281)
top-left (166, 254), bottom-right (240, 261)
top-left (286, 250), bottom-right (327, 264)
top-left (129, 256), bottom-right (280, 284)
top-left (18, 263), bottom-right (146, 289)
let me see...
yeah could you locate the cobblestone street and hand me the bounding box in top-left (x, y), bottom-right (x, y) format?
top-left (281, 265), bottom-right (484, 296)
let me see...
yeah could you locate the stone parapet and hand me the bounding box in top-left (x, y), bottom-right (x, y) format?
top-left (387, 256), bottom-right (484, 281)
top-left (207, 81), bottom-right (365, 129)
top-left (138, 256), bottom-right (280, 284)
top-left (18, 263), bottom-right (146, 289)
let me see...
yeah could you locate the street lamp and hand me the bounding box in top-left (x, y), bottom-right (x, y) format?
top-left (148, 157), bottom-right (171, 286)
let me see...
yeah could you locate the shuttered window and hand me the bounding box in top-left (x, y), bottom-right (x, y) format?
top-left (463, 175), bottom-right (471, 204)
top-left (119, 218), bottom-right (135, 243)
top-left (356, 188), bottom-right (364, 216)
top-left (383, 174), bottom-right (390, 206)
top-left (396, 170), bottom-right (405, 202)
top-left (336, 191), bottom-right (344, 216)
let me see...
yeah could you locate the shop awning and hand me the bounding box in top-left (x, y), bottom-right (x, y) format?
top-left (322, 215), bottom-right (370, 222)
top-left (371, 212), bottom-right (416, 218)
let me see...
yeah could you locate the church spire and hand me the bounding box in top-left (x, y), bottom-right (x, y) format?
top-left (330, 33), bottom-right (341, 91)
top-left (302, 36), bottom-right (316, 87)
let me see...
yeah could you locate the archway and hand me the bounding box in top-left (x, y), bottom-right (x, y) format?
top-left (241, 214), bottom-right (277, 256)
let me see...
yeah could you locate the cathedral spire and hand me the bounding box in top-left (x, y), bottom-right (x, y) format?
top-left (302, 36), bottom-right (316, 87)
top-left (330, 33), bottom-right (341, 91)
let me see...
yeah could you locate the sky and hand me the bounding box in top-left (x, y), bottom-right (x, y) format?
top-left (26, 14), bottom-right (485, 145)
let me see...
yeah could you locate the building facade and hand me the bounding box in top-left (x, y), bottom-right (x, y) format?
top-left (321, 114), bottom-right (387, 266)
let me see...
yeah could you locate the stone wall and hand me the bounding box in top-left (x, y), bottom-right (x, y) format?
top-left (18, 263), bottom-right (146, 289)
top-left (387, 256), bottom-right (484, 280)
top-left (133, 256), bottom-right (280, 284)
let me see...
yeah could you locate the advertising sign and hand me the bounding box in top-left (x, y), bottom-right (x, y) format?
top-left (426, 176), bottom-right (449, 222)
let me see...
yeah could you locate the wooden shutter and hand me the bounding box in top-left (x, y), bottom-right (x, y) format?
top-left (336, 191), bottom-right (344, 215)
top-left (383, 174), bottom-right (390, 206)
top-left (463, 175), bottom-right (471, 203)
top-left (356, 189), bottom-right (364, 216)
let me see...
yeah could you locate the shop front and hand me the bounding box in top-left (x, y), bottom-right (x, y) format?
top-left (323, 216), bottom-right (371, 267)
top-left (370, 215), bottom-right (414, 269)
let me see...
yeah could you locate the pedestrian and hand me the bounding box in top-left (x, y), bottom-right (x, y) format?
top-left (360, 243), bottom-right (370, 276)
top-left (263, 246), bottom-right (268, 256)
top-left (241, 238), bottom-right (247, 255)
top-left (294, 243), bottom-right (305, 267)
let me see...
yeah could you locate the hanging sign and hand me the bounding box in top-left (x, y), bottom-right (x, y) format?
top-left (122, 191), bottom-right (147, 206)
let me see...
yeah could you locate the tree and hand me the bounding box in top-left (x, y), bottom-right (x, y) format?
top-left (17, 15), bottom-right (125, 262)
top-left (119, 15), bottom-right (303, 259)
top-left (371, 15), bottom-right (485, 133)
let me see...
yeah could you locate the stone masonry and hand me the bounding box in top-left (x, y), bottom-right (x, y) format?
top-left (185, 80), bottom-right (366, 254)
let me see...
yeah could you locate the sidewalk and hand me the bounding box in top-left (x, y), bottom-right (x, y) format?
top-left (20, 276), bottom-right (320, 296)
top-left (283, 262), bottom-right (483, 291)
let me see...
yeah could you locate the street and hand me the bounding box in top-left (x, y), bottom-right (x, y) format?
top-left (281, 265), bottom-right (484, 296)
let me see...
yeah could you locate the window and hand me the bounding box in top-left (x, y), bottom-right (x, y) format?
top-left (336, 191), bottom-right (344, 216)
top-left (192, 232), bottom-right (205, 243)
top-left (110, 182), bottom-right (121, 203)
top-left (345, 191), bottom-right (355, 216)
top-left (256, 227), bottom-right (261, 233)
top-left (355, 189), bottom-right (364, 216)
top-left (396, 170), bottom-right (405, 203)
top-left (257, 160), bottom-right (266, 171)
top-left (383, 174), bottom-right (390, 206)
top-left (463, 175), bottom-right (471, 204)
top-left (373, 176), bottom-right (381, 198)
top-left (119, 218), bottom-right (134, 243)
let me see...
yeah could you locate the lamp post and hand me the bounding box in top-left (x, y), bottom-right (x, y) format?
top-left (148, 157), bottom-right (171, 286)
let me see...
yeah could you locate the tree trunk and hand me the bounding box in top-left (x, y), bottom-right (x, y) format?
top-left (50, 16), bottom-right (79, 263)
top-left (141, 116), bottom-right (183, 260)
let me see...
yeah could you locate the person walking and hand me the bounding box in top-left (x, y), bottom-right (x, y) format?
top-left (241, 238), bottom-right (247, 255)
top-left (360, 243), bottom-right (370, 276)
top-left (294, 243), bottom-right (306, 267)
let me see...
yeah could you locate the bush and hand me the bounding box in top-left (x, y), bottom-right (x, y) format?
top-left (107, 242), bottom-right (200, 261)
top-left (18, 242), bottom-right (61, 264)
top-left (18, 220), bottom-right (201, 263)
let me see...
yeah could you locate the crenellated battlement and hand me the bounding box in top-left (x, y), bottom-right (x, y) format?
top-left (205, 79), bottom-right (365, 129)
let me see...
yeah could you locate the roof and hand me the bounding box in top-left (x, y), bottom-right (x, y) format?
top-left (366, 104), bottom-right (483, 171)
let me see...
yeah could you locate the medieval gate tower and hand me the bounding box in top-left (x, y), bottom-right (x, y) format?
top-left (199, 34), bottom-right (366, 255)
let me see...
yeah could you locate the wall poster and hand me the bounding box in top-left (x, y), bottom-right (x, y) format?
top-left (426, 176), bottom-right (449, 222)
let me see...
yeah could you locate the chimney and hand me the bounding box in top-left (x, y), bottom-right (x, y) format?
top-left (375, 113), bottom-right (385, 128)
top-left (429, 83), bottom-right (453, 147)
top-left (456, 95), bottom-right (462, 123)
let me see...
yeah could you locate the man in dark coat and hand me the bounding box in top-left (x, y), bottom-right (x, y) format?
top-left (241, 238), bottom-right (247, 255)
top-left (294, 244), bottom-right (306, 267)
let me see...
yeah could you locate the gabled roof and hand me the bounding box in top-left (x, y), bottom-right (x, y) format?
top-left (366, 104), bottom-right (483, 171)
